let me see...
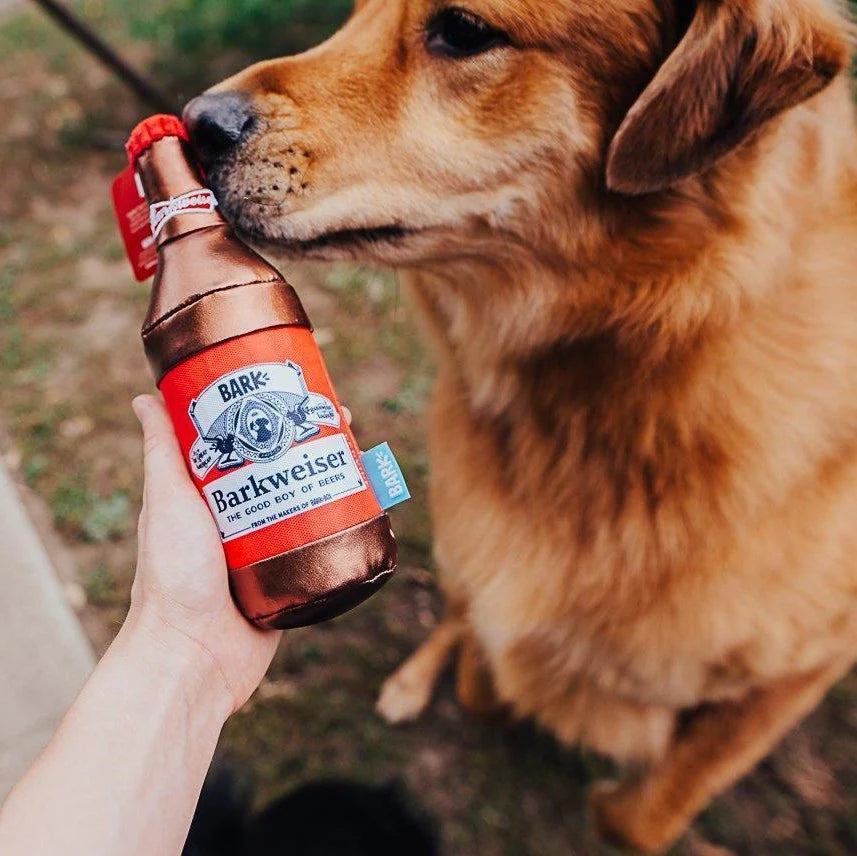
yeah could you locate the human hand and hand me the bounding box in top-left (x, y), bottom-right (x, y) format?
top-left (128, 394), bottom-right (281, 713)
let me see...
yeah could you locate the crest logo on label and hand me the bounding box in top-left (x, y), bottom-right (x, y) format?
top-left (188, 361), bottom-right (341, 479)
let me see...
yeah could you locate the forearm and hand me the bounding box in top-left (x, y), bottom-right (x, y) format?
top-left (0, 610), bottom-right (233, 856)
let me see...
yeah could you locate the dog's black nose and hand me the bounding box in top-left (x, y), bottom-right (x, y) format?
top-left (183, 93), bottom-right (255, 161)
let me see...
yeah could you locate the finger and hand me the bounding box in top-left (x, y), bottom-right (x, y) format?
top-left (132, 394), bottom-right (194, 502)
top-left (342, 405), bottom-right (352, 426)
top-left (136, 495), bottom-right (147, 540)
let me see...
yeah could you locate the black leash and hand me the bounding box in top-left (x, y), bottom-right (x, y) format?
top-left (29, 0), bottom-right (178, 115)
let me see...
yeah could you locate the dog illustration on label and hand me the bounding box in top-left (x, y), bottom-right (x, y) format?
top-left (188, 361), bottom-right (341, 479)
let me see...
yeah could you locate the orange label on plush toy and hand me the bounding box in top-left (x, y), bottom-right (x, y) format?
top-left (160, 326), bottom-right (382, 571)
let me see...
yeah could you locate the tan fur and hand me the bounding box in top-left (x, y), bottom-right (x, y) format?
top-left (204, 0), bottom-right (857, 849)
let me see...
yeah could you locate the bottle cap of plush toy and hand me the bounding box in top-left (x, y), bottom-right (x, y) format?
top-left (125, 114), bottom-right (189, 166)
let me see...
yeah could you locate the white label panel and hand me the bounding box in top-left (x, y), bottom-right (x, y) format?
top-left (203, 433), bottom-right (366, 542)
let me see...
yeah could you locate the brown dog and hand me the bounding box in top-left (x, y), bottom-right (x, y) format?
top-left (184, 0), bottom-right (857, 850)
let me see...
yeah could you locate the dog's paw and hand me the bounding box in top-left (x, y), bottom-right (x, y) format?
top-left (376, 669), bottom-right (433, 724)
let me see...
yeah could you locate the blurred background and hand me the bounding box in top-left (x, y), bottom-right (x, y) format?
top-left (1, 1), bottom-right (857, 853)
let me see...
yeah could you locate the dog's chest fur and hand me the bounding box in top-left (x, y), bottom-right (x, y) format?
top-left (407, 218), bottom-right (857, 718)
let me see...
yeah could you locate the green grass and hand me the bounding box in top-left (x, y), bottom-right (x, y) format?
top-left (50, 478), bottom-right (130, 542)
top-left (84, 563), bottom-right (120, 605)
top-left (127, 0), bottom-right (351, 94)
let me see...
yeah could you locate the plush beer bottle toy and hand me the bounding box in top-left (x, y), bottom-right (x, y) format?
top-left (115, 115), bottom-right (399, 629)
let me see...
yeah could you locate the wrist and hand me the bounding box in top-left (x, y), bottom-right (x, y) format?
top-left (117, 607), bottom-right (235, 724)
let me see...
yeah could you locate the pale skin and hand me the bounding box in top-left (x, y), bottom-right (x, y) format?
top-left (0, 394), bottom-right (282, 856)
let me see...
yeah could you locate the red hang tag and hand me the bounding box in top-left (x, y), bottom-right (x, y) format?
top-left (112, 165), bottom-right (157, 281)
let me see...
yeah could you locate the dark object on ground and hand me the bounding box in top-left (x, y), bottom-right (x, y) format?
top-left (184, 764), bottom-right (440, 856)
top-left (182, 764), bottom-right (251, 856)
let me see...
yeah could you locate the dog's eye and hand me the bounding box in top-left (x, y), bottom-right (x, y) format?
top-left (426, 7), bottom-right (509, 58)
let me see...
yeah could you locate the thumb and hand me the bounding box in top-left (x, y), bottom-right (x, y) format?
top-left (132, 394), bottom-right (193, 501)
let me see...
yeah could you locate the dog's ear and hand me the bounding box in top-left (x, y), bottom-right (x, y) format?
top-left (606, 0), bottom-right (848, 195)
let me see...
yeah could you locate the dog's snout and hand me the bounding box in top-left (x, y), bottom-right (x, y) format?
top-left (183, 93), bottom-right (255, 161)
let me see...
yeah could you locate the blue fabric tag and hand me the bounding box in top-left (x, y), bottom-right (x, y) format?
top-left (361, 442), bottom-right (411, 510)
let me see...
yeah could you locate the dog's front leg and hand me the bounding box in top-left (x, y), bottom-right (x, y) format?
top-left (376, 602), bottom-right (466, 724)
top-left (590, 661), bottom-right (849, 853)
top-left (455, 627), bottom-right (507, 719)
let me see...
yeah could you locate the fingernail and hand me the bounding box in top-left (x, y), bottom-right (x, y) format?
top-left (131, 395), bottom-right (147, 422)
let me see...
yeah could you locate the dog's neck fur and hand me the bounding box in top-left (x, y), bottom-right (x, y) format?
top-left (408, 82), bottom-right (857, 531)
top-left (414, 83), bottom-right (853, 408)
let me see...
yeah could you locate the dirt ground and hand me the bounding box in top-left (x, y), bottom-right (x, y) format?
top-left (2, 6), bottom-right (857, 855)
